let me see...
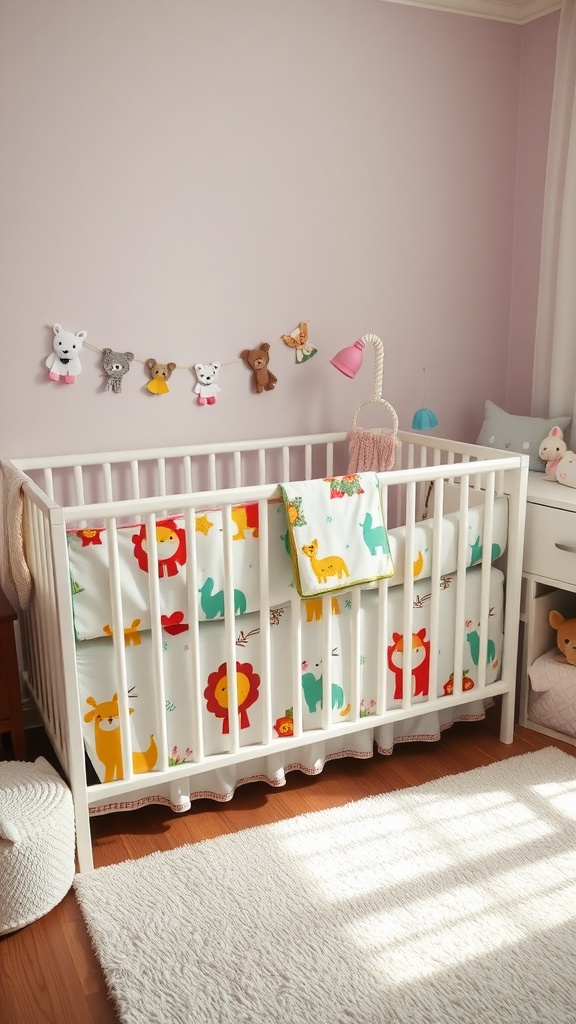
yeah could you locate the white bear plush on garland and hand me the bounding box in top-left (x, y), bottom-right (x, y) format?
top-left (46, 324), bottom-right (86, 383)
top-left (193, 362), bottom-right (221, 405)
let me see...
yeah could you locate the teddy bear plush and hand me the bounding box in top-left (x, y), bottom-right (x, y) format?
top-left (539, 425), bottom-right (568, 478)
top-left (102, 348), bottom-right (134, 394)
top-left (145, 358), bottom-right (177, 395)
top-left (194, 362), bottom-right (221, 405)
top-left (549, 610), bottom-right (576, 665)
top-left (240, 343), bottom-right (277, 394)
top-left (46, 323), bottom-right (87, 383)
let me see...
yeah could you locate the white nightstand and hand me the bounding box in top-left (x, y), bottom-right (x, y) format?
top-left (519, 471), bottom-right (576, 746)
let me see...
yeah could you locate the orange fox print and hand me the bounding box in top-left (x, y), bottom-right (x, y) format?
top-left (387, 629), bottom-right (430, 700)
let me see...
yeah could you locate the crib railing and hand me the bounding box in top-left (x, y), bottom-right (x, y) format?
top-left (15, 429), bottom-right (508, 514)
top-left (13, 431), bottom-right (528, 871)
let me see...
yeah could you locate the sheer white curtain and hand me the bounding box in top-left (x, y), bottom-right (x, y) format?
top-left (532, 0), bottom-right (576, 446)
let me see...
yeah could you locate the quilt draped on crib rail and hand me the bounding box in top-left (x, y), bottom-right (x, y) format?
top-left (279, 473), bottom-right (394, 597)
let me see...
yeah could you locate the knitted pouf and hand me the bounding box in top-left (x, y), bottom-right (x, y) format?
top-left (0, 756), bottom-right (76, 935)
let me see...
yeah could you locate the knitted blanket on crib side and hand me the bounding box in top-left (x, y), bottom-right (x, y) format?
top-left (0, 461), bottom-right (32, 610)
top-left (347, 427), bottom-right (399, 473)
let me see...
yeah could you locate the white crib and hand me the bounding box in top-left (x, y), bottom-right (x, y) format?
top-left (10, 429), bottom-right (528, 872)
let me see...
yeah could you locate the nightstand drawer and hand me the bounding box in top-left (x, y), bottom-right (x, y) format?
top-left (524, 502), bottom-right (576, 584)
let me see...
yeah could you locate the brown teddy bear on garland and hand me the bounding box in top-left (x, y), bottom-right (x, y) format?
top-left (240, 343), bottom-right (277, 394)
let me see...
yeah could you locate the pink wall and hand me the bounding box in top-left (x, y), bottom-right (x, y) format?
top-left (0, 0), bottom-right (553, 458)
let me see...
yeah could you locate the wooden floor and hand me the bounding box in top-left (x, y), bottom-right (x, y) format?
top-left (1, 709), bottom-right (575, 1024)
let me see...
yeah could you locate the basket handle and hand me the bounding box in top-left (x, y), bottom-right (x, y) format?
top-left (351, 397), bottom-right (399, 434)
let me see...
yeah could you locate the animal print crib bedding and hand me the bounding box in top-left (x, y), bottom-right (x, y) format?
top-left (67, 481), bottom-right (508, 643)
top-left (76, 564), bottom-right (505, 788)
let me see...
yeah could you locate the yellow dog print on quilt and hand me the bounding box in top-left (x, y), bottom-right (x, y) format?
top-left (280, 473), bottom-right (394, 598)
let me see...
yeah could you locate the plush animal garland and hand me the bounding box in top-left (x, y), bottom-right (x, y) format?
top-left (44, 321), bottom-right (315, 403)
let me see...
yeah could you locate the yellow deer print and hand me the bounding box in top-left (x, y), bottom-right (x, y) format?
top-left (84, 694), bottom-right (158, 783)
top-left (301, 539), bottom-right (350, 585)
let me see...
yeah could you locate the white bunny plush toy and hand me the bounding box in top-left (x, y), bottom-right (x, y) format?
top-left (539, 425), bottom-right (568, 478)
top-left (555, 449), bottom-right (576, 488)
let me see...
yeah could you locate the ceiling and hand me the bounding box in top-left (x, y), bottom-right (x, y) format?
top-left (379, 0), bottom-right (561, 23)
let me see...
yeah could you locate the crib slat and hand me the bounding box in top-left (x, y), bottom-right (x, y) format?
top-left (258, 448), bottom-right (266, 484)
top-left (182, 455), bottom-right (193, 495)
top-left (208, 453), bottom-right (217, 490)
top-left (234, 451), bottom-right (242, 488)
top-left (321, 596), bottom-right (334, 732)
top-left (476, 472), bottom-right (496, 691)
top-left (376, 579), bottom-right (389, 716)
top-left (257, 499), bottom-right (272, 746)
top-left (401, 480), bottom-right (416, 711)
top-left (102, 463), bottom-right (113, 503)
top-left (222, 505), bottom-right (240, 754)
top-left (290, 592), bottom-right (303, 739)
top-left (184, 507), bottom-right (204, 764)
top-left (107, 516), bottom-right (134, 782)
top-left (130, 460), bottom-right (141, 501)
top-left (349, 587), bottom-right (362, 724)
top-left (144, 512), bottom-right (169, 772)
top-left (428, 477), bottom-right (445, 695)
top-left (452, 478), bottom-right (470, 698)
top-left (42, 467), bottom-right (55, 500)
top-left (74, 465), bottom-right (86, 506)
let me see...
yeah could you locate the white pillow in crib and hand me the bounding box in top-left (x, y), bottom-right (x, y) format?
top-left (476, 400), bottom-right (571, 472)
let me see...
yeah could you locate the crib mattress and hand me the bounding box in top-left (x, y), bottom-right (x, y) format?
top-left (77, 564), bottom-right (504, 798)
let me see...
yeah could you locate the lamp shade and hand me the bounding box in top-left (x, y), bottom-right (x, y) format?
top-left (412, 407), bottom-right (439, 430)
top-left (330, 339), bottom-right (365, 379)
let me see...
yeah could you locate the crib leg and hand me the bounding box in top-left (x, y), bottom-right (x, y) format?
top-left (73, 799), bottom-right (95, 873)
top-left (499, 690), bottom-right (515, 744)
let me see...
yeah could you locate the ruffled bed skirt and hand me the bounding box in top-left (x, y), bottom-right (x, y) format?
top-left (89, 700), bottom-right (491, 817)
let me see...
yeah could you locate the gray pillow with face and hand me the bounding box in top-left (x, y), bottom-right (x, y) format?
top-left (476, 401), bottom-right (572, 472)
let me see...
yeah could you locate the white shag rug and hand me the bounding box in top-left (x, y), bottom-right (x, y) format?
top-left (74, 748), bottom-right (576, 1024)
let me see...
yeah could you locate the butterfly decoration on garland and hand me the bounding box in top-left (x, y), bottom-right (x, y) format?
top-left (281, 321), bottom-right (317, 364)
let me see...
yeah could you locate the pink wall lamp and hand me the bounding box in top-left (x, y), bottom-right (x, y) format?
top-left (330, 333), bottom-right (384, 399)
top-left (331, 333), bottom-right (400, 472)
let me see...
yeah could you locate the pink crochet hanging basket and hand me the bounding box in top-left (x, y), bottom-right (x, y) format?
top-left (347, 397), bottom-right (400, 473)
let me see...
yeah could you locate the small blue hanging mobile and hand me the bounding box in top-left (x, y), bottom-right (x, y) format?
top-left (412, 367), bottom-right (439, 430)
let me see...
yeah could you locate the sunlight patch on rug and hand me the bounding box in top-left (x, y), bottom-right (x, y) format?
top-left (74, 748), bottom-right (576, 1024)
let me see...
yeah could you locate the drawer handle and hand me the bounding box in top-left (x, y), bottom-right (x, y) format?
top-left (554, 542), bottom-right (576, 554)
